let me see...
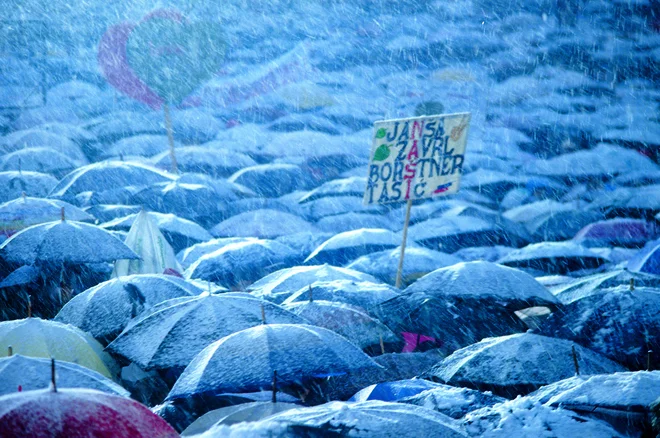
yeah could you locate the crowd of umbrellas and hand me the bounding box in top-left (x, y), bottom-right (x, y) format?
top-left (1, 0), bottom-right (660, 436)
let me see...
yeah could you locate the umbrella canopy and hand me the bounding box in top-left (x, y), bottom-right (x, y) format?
top-left (298, 177), bottom-right (367, 203)
top-left (0, 196), bottom-right (93, 239)
top-left (152, 146), bottom-right (257, 178)
top-left (101, 135), bottom-right (178, 160)
top-left (206, 400), bottom-right (467, 438)
top-left (283, 300), bottom-right (398, 351)
top-left (182, 402), bottom-right (298, 436)
top-left (349, 379), bottom-right (443, 402)
top-left (463, 396), bottom-right (624, 437)
top-left (0, 355), bottom-right (128, 397)
top-left (497, 241), bottom-right (610, 275)
top-left (538, 286), bottom-right (660, 371)
top-left (275, 231), bottom-right (335, 260)
top-left (282, 280), bottom-right (402, 311)
top-left (48, 161), bottom-right (176, 201)
top-left (0, 219), bottom-right (139, 265)
top-left (0, 318), bottom-right (117, 378)
top-left (0, 147), bottom-right (79, 177)
top-left (552, 269), bottom-right (660, 304)
top-left (573, 218), bottom-right (658, 248)
top-left (403, 261), bottom-right (559, 310)
top-left (102, 211), bottom-right (212, 253)
top-left (0, 129), bottom-right (87, 163)
top-left (589, 184), bottom-right (660, 220)
top-left (210, 209), bottom-right (317, 239)
top-left (185, 239), bottom-right (300, 288)
top-left (54, 274), bottom-right (198, 345)
top-left (371, 292), bottom-right (528, 356)
top-left (107, 294), bottom-right (305, 371)
top-left (315, 212), bottom-right (396, 234)
top-left (167, 324), bottom-right (382, 399)
top-left (346, 247), bottom-right (461, 287)
top-left (247, 264), bottom-right (380, 304)
top-left (399, 384), bottom-right (507, 419)
top-left (627, 238), bottom-right (660, 275)
top-left (0, 388), bottom-right (178, 437)
top-left (177, 237), bottom-right (258, 269)
top-left (425, 333), bottom-right (627, 398)
top-left (304, 228), bottom-right (402, 266)
top-left (0, 171), bottom-right (59, 203)
top-left (459, 169), bottom-right (528, 201)
top-left (299, 195), bottom-right (386, 221)
top-left (229, 163), bottom-right (314, 198)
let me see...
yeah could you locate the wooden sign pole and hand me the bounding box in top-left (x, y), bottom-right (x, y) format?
top-left (163, 103), bottom-right (178, 174)
top-left (395, 199), bottom-right (413, 289)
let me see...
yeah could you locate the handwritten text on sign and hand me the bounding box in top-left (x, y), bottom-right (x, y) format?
top-left (364, 112), bottom-right (470, 205)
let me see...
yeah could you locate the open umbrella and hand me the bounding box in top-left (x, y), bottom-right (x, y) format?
top-left (627, 238), bottom-right (660, 275)
top-left (573, 218), bottom-right (658, 248)
top-left (185, 239), bottom-right (299, 289)
top-left (0, 317), bottom-right (117, 379)
top-left (208, 400), bottom-right (467, 438)
top-left (177, 237), bottom-right (258, 269)
top-left (247, 264), bottom-right (380, 304)
top-left (282, 280), bottom-right (401, 311)
top-left (283, 300), bottom-right (398, 352)
top-left (107, 294), bottom-right (305, 371)
top-left (298, 177), bottom-right (367, 203)
top-left (315, 212), bottom-right (396, 234)
top-left (425, 333), bottom-right (627, 398)
top-left (551, 269), bottom-right (660, 304)
top-left (399, 384), bottom-right (506, 419)
top-left (0, 217), bottom-right (139, 265)
top-left (349, 379), bottom-right (443, 402)
top-left (346, 247), bottom-right (461, 287)
top-left (101, 135), bottom-right (178, 160)
top-left (299, 195), bottom-right (386, 221)
top-left (304, 228), bottom-right (402, 266)
top-left (55, 274), bottom-right (198, 345)
top-left (0, 147), bottom-right (79, 178)
top-left (589, 184), bottom-right (660, 220)
top-left (210, 209), bottom-right (317, 239)
top-left (403, 261), bottom-right (559, 310)
top-left (0, 171), bottom-right (58, 202)
top-left (152, 146), bottom-right (257, 178)
top-left (0, 129), bottom-right (87, 163)
top-left (528, 371), bottom-right (660, 436)
top-left (229, 163), bottom-right (314, 198)
top-left (181, 402), bottom-right (298, 436)
top-left (498, 241), bottom-right (610, 275)
top-left (0, 355), bottom-right (128, 397)
top-left (538, 286), bottom-right (660, 371)
top-left (0, 387), bottom-right (178, 437)
top-left (167, 324), bottom-right (382, 400)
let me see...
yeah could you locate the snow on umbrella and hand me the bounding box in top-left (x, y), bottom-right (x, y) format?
top-left (182, 402), bottom-right (299, 435)
top-left (304, 228), bottom-right (402, 266)
top-left (229, 163), bottom-right (314, 199)
top-left (349, 379), bottom-right (444, 402)
top-left (424, 333), bottom-right (627, 398)
top-left (299, 195), bottom-right (387, 221)
top-left (589, 184), bottom-right (660, 220)
top-left (573, 218), bottom-right (658, 248)
top-left (370, 292), bottom-right (528, 356)
top-left (0, 387), bottom-right (178, 437)
top-left (275, 231), bottom-right (334, 260)
top-left (167, 324), bottom-right (382, 400)
top-left (497, 241), bottom-right (610, 275)
top-left (247, 264), bottom-right (380, 304)
top-left (107, 294), bottom-right (305, 371)
top-left (615, 170), bottom-right (660, 187)
top-left (282, 280), bottom-right (402, 312)
top-left (0, 355), bottom-right (129, 397)
top-left (315, 212), bottom-right (397, 234)
top-left (0, 129), bottom-right (87, 163)
top-left (35, 122), bottom-right (96, 145)
top-left (346, 247), bottom-right (462, 287)
top-left (538, 285), bottom-right (660, 371)
top-left (210, 209), bottom-right (317, 239)
top-left (523, 143), bottom-right (659, 182)
top-left (0, 218), bottom-right (139, 265)
top-left (54, 274), bottom-right (198, 345)
top-left (101, 135), bottom-right (180, 161)
top-left (463, 396), bottom-right (624, 438)
top-left (0, 171), bottom-right (58, 202)
top-left (459, 169), bottom-right (528, 201)
top-left (283, 300), bottom-right (398, 351)
top-left (48, 161), bottom-right (175, 202)
top-left (84, 110), bottom-right (165, 144)
top-left (152, 146), bottom-right (257, 178)
top-left (0, 196), bottom-right (93, 239)
top-left (185, 239), bottom-right (300, 289)
top-left (552, 269), bottom-right (660, 304)
top-left (403, 261), bottom-right (559, 310)
top-left (628, 238), bottom-right (660, 275)
top-left (129, 180), bottom-right (229, 226)
top-left (177, 237), bottom-right (258, 269)
top-left (0, 317), bottom-right (118, 379)
top-left (298, 177), bottom-right (367, 203)
top-left (528, 371), bottom-right (660, 434)
top-left (207, 400), bottom-right (467, 438)
top-left (399, 384), bottom-right (507, 419)
top-left (0, 147), bottom-right (79, 178)
top-left (84, 205), bottom-right (142, 223)
top-left (101, 211), bottom-right (212, 253)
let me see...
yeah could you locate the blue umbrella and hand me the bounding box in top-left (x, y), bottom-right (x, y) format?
top-left (282, 279), bottom-right (401, 311)
top-left (298, 177), bottom-right (366, 203)
top-left (628, 238), bottom-right (660, 275)
top-left (0, 129), bottom-right (87, 163)
top-left (498, 241), bottom-right (610, 275)
top-left (229, 163), bottom-right (314, 198)
top-left (399, 384), bottom-right (506, 419)
top-left (0, 171), bottom-right (58, 203)
top-left (305, 228), bottom-right (402, 266)
top-left (0, 147), bottom-right (79, 178)
top-left (152, 146), bottom-right (257, 178)
top-left (349, 379), bottom-right (443, 402)
top-left (315, 212), bottom-right (396, 234)
top-left (101, 134), bottom-right (178, 160)
top-left (210, 209), bottom-right (317, 239)
top-left (177, 237), bottom-right (258, 269)
top-left (552, 269), bottom-right (660, 304)
top-left (167, 324), bottom-right (381, 400)
top-left (299, 195), bottom-right (386, 221)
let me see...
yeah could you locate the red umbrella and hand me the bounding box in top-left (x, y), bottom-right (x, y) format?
top-left (0, 362), bottom-right (177, 438)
